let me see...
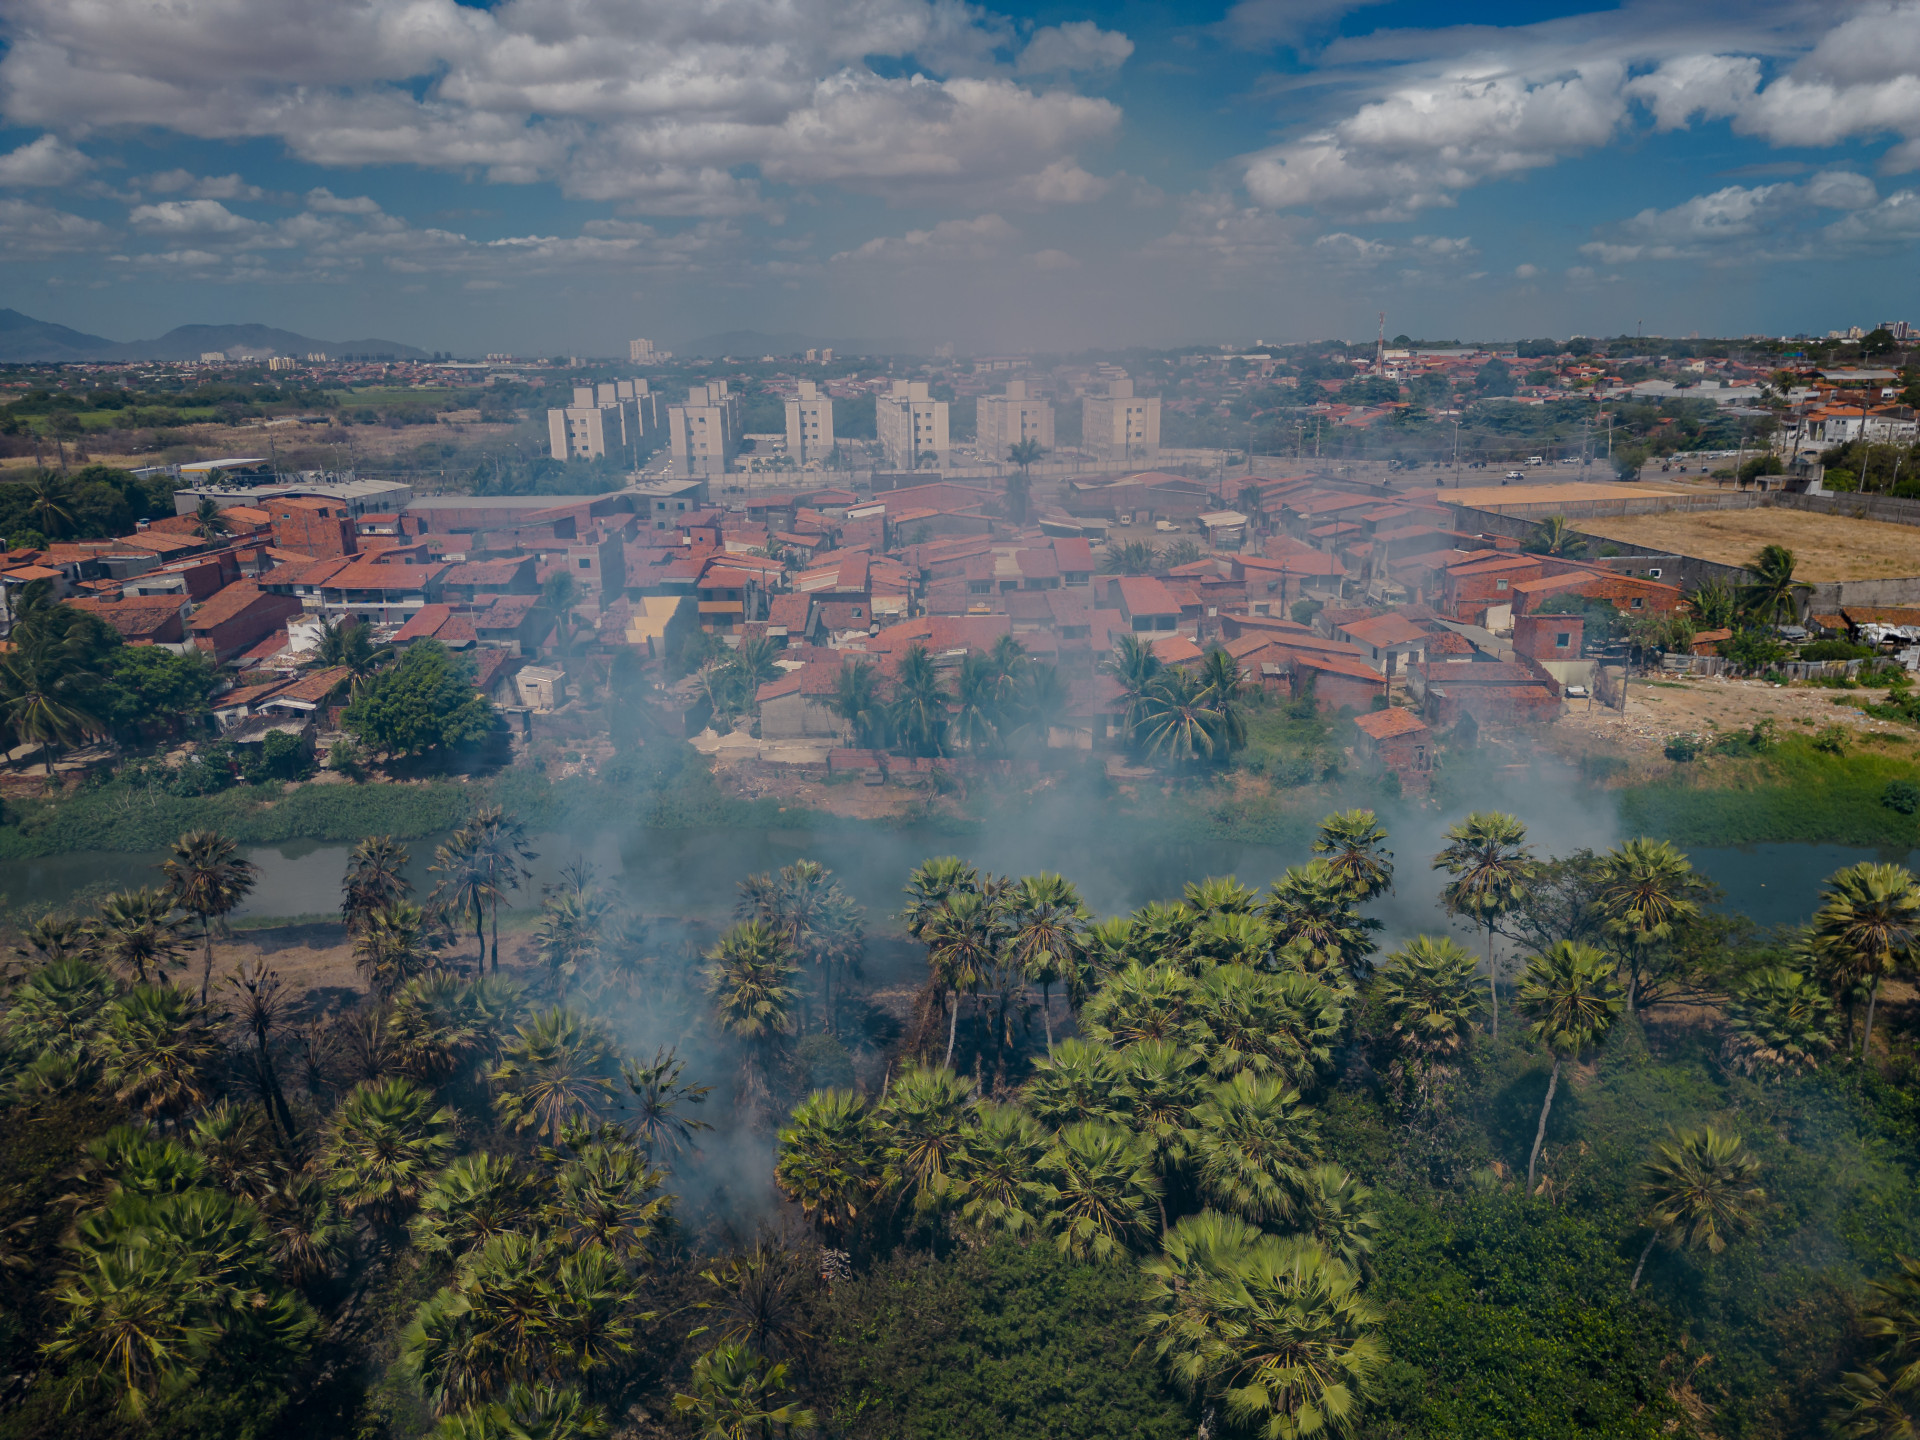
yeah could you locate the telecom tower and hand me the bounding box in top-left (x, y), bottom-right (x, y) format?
top-left (1374, 312), bottom-right (1386, 370)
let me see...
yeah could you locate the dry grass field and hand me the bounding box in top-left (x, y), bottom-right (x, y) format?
top-left (1574, 507), bottom-right (1920, 580)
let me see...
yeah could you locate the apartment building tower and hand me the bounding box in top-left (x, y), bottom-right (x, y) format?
top-left (629, 338), bottom-right (673, 363)
top-left (1082, 375), bottom-right (1161, 462)
top-left (546, 382), bottom-right (654, 462)
top-left (875, 380), bottom-right (949, 469)
top-left (668, 382), bottom-right (740, 477)
top-left (784, 381), bottom-right (835, 465)
top-left (976, 379), bottom-right (1054, 461)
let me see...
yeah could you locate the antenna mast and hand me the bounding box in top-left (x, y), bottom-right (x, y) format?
top-left (1375, 312), bottom-right (1386, 370)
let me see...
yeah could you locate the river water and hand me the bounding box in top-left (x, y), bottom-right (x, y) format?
top-left (0, 821), bottom-right (1906, 940)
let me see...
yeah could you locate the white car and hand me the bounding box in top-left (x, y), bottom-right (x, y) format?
top-left (1505, 469), bottom-right (1524, 480)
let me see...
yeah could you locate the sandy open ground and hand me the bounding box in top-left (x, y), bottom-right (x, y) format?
top-left (1555, 673), bottom-right (1914, 757)
top-left (1572, 507), bottom-right (1920, 581)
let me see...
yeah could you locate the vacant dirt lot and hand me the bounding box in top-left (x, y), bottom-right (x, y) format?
top-left (1573, 507), bottom-right (1920, 580)
top-left (1554, 673), bottom-right (1914, 759)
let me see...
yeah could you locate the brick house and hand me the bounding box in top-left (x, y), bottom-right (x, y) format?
top-left (756, 662), bottom-right (850, 740)
top-left (1336, 612), bottom-right (1431, 675)
top-left (268, 497), bottom-right (360, 558)
top-left (188, 582), bottom-right (303, 662)
top-left (1352, 707), bottom-right (1433, 792)
top-left (1288, 651), bottom-right (1389, 712)
top-left (1509, 569), bottom-right (1683, 618)
top-left (69, 594), bottom-right (189, 644)
top-left (1513, 612), bottom-right (1584, 662)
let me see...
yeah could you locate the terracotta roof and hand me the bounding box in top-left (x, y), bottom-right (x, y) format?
top-left (1290, 651), bottom-right (1387, 683)
top-left (1053, 537), bottom-right (1095, 572)
top-left (443, 559), bottom-right (531, 586)
top-left (1150, 635), bottom-right (1205, 665)
top-left (1015, 548), bottom-right (1060, 578)
top-left (68, 595), bottom-right (187, 638)
top-left (188, 582), bottom-right (276, 631)
top-left (1353, 708), bottom-right (1430, 739)
top-left (262, 667), bottom-right (351, 706)
top-left (477, 593), bottom-right (541, 628)
top-left (1114, 576), bottom-right (1180, 617)
top-left (1340, 613), bottom-right (1429, 648)
top-left (318, 560), bottom-right (449, 592)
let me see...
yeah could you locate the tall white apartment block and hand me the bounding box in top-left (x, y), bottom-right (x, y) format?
top-left (784, 381), bottom-right (835, 464)
top-left (629, 338), bottom-right (672, 363)
top-left (547, 381), bottom-right (658, 462)
top-left (668, 381), bottom-right (739, 477)
top-left (875, 380), bottom-right (949, 469)
top-left (977, 379), bottom-right (1054, 461)
top-left (1082, 375), bottom-right (1161, 462)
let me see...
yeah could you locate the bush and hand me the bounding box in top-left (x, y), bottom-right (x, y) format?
top-left (1813, 725), bottom-right (1851, 755)
top-left (1883, 779), bottom-right (1920, 815)
top-left (1664, 734), bottom-right (1701, 762)
top-left (1799, 640), bottom-right (1874, 662)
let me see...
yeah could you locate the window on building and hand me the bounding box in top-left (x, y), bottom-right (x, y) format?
top-left (1632, 597), bottom-right (1645, 608)
top-left (1555, 631), bottom-right (1571, 646)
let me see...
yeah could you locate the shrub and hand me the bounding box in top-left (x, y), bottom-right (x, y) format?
top-left (1664, 734), bottom-right (1701, 762)
top-left (1883, 780), bottom-right (1920, 815)
top-left (1812, 725), bottom-right (1850, 755)
top-left (1799, 640), bottom-right (1874, 662)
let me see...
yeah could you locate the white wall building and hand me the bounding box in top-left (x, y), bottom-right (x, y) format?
top-left (668, 382), bottom-right (740, 477)
top-left (547, 383), bottom-right (654, 462)
top-left (784, 381), bottom-right (835, 465)
top-left (629, 338), bottom-right (672, 363)
top-left (875, 380), bottom-right (949, 468)
top-left (1082, 375), bottom-right (1161, 462)
top-left (977, 379), bottom-right (1054, 461)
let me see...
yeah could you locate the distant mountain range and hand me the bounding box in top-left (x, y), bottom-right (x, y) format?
top-left (675, 328), bottom-right (936, 358)
top-left (0, 309), bottom-right (426, 363)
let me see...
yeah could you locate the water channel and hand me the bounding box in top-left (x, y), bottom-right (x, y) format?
top-left (0, 822), bottom-right (1906, 940)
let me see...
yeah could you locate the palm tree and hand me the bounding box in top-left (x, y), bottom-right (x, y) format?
top-left (324, 1077), bottom-right (456, 1226)
top-left (1192, 966), bottom-right (1343, 1086)
top-left (1629, 1125), bottom-right (1764, 1291)
top-left (1036, 1121), bottom-right (1160, 1260)
top-left (1003, 872), bottom-right (1088, 1050)
top-left (1525, 515), bottom-right (1586, 557)
top-left (312, 614), bottom-right (395, 691)
top-left (902, 856), bottom-right (979, 941)
top-left (954, 1101), bottom-right (1048, 1237)
top-left (620, 1047), bottom-right (715, 1163)
top-left (952, 652), bottom-right (1003, 754)
top-left (162, 830), bottom-right (258, 1005)
top-left (1006, 438), bottom-right (1044, 524)
top-left (426, 831), bottom-right (490, 965)
top-left (738, 860), bottom-right (864, 1033)
top-left (706, 921), bottom-right (800, 1123)
top-left (877, 1063), bottom-right (977, 1221)
top-left (410, 1154), bottom-right (540, 1259)
top-left (672, 1341), bottom-right (815, 1440)
top-left (1810, 862), bottom-right (1920, 1056)
top-left (346, 835), bottom-right (414, 934)
top-left (697, 1242), bottom-right (816, 1361)
top-left (887, 643), bottom-right (951, 758)
top-left (24, 473), bottom-right (73, 539)
top-left (1689, 576), bottom-right (1738, 630)
top-left (1145, 1230), bottom-right (1383, 1440)
top-left (1515, 941), bottom-right (1624, 1190)
top-left (1859, 1255), bottom-right (1920, 1396)
top-left (1116, 1039), bottom-right (1206, 1231)
top-left (774, 1089), bottom-right (880, 1242)
top-left (549, 1135), bottom-right (671, 1262)
top-left (90, 889), bottom-right (187, 986)
top-left (1265, 861), bottom-right (1380, 978)
top-left (354, 900), bottom-right (436, 999)
top-left (1373, 935), bottom-right (1484, 1111)
top-left (440, 1385), bottom-right (609, 1440)
top-left (1021, 1038), bottom-right (1125, 1130)
top-left (1303, 1163), bottom-right (1381, 1278)
top-left (1592, 838), bottom-right (1706, 1011)
top-left (1185, 876), bottom-right (1259, 917)
top-left (1432, 811), bottom-right (1541, 1039)
top-left (1313, 809), bottom-right (1394, 902)
top-left (1190, 1072), bottom-right (1320, 1225)
top-left (1135, 668), bottom-right (1227, 766)
top-left (0, 614), bottom-right (109, 774)
top-left (1723, 967), bottom-right (1840, 1078)
top-left (465, 806), bottom-right (538, 974)
top-left (920, 888), bottom-right (1006, 1066)
top-left (537, 862), bottom-right (615, 1000)
top-left (1083, 961), bottom-right (1200, 1050)
top-left (1104, 634), bottom-right (1164, 736)
top-left (227, 957), bottom-right (297, 1139)
top-left (1829, 1365), bottom-right (1918, 1439)
top-left (191, 496), bottom-right (230, 542)
top-left (1197, 648), bottom-right (1249, 753)
top-left (99, 984), bottom-right (221, 1119)
top-left (827, 657), bottom-right (888, 749)
top-left (7, 954), bottom-right (117, 1058)
top-left (1099, 539), bottom-right (1159, 575)
top-left (492, 1007), bottom-right (619, 1142)
top-left (1743, 543), bottom-right (1810, 624)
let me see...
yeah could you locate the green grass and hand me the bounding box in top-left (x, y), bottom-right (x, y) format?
top-left (1618, 737), bottom-right (1920, 847)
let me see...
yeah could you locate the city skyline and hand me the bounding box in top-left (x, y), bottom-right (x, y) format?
top-left (0, 0), bottom-right (1915, 353)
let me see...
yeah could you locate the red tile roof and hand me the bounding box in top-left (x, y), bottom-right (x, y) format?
top-left (1353, 708), bottom-right (1430, 739)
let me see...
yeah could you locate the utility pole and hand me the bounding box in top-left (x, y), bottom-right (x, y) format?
top-left (1374, 311), bottom-right (1386, 372)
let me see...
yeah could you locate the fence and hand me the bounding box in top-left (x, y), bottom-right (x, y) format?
top-left (1658, 654), bottom-right (1863, 681)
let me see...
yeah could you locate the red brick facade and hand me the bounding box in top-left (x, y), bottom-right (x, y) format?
top-left (1513, 612), bottom-right (1584, 661)
top-left (269, 499), bottom-right (359, 558)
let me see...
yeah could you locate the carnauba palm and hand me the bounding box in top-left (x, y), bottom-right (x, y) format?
top-left (775, 1089), bottom-right (880, 1240)
top-left (492, 1008), bottom-right (620, 1143)
top-left (1723, 966), bottom-right (1838, 1077)
top-left (324, 1076), bottom-right (456, 1225)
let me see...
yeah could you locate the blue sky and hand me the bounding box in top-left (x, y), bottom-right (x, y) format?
top-left (0, 0), bottom-right (1915, 353)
